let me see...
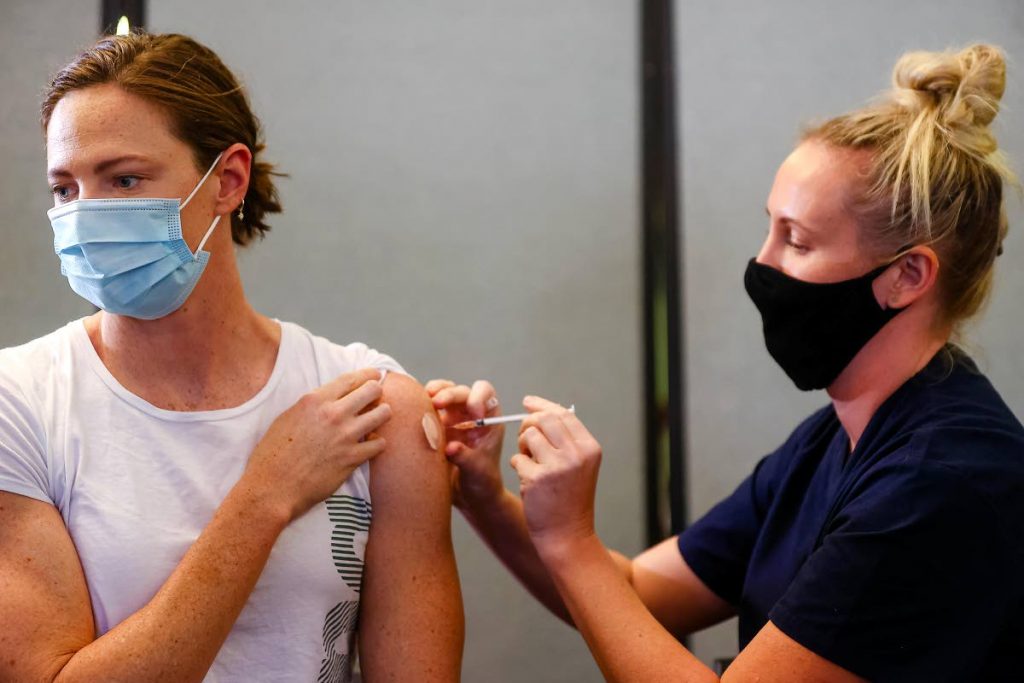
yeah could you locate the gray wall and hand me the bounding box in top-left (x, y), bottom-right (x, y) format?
top-left (0, 1), bottom-right (95, 344)
top-left (4, 0), bottom-right (1024, 679)
top-left (678, 0), bottom-right (1024, 663)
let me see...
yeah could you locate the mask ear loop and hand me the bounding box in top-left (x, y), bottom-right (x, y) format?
top-left (179, 152), bottom-right (225, 260)
top-left (878, 244), bottom-right (921, 312)
top-left (194, 215), bottom-right (222, 258)
top-left (888, 243), bottom-right (916, 264)
top-left (180, 152), bottom-right (224, 210)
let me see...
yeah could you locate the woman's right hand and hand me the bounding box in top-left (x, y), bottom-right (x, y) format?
top-left (425, 379), bottom-right (505, 512)
top-left (244, 367), bottom-right (392, 522)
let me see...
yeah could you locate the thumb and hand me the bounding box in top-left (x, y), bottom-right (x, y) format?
top-left (446, 441), bottom-right (470, 465)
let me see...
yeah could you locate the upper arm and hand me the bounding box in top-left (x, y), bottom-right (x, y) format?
top-left (675, 451), bottom-right (782, 608)
top-left (628, 537), bottom-right (735, 640)
top-left (0, 491), bottom-right (95, 682)
top-left (358, 373), bottom-right (464, 682)
top-left (723, 621), bottom-right (866, 683)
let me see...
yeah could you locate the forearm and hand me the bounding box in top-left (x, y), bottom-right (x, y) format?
top-left (359, 535), bottom-right (464, 682)
top-left (539, 534), bottom-right (718, 683)
top-left (54, 478), bottom-right (288, 683)
top-left (461, 489), bottom-right (572, 624)
top-left (462, 489), bottom-right (633, 627)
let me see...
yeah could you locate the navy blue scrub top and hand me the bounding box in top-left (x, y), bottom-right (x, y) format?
top-left (678, 348), bottom-right (1024, 682)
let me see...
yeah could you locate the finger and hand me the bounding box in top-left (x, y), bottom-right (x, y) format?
top-left (518, 413), bottom-right (542, 438)
top-left (536, 412), bottom-right (574, 450)
top-left (445, 440), bottom-right (466, 461)
top-left (467, 380), bottom-right (499, 419)
top-left (522, 426), bottom-right (558, 464)
top-left (437, 409), bottom-right (468, 428)
top-left (446, 442), bottom-right (484, 471)
top-left (510, 452), bottom-right (541, 480)
top-left (315, 368), bottom-right (383, 400)
top-left (334, 378), bottom-right (385, 416)
top-left (523, 395), bottom-right (568, 414)
top-left (560, 411), bottom-right (595, 444)
top-left (425, 379), bottom-right (455, 396)
top-left (517, 427), bottom-right (532, 455)
top-left (345, 436), bottom-right (388, 465)
top-left (432, 385), bottom-right (471, 409)
top-left (351, 402), bottom-right (393, 438)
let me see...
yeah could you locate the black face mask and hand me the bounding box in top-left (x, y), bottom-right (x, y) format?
top-left (744, 258), bottom-right (906, 391)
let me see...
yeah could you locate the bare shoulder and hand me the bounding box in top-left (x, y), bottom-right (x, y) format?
top-left (370, 372), bottom-right (449, 505)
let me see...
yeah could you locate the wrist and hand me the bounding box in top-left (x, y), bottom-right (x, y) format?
top-left (230, 472), bottom-right (293, 532)
top-left (460, 486), bottom-right (517, 529)
top-left (533, 528), bottom-right (602, 571)
top-left (460, 481), bottom-right (512, 517)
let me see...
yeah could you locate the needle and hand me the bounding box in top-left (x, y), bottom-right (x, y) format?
top-left (453, 404), bottom-right (575, 430)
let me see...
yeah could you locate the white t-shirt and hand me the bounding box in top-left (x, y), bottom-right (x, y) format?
top-left (0, 318), bottom-right (405, 683)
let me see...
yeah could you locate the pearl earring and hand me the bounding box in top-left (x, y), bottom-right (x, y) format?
top-left (237, 199), bottom-right (245, 221)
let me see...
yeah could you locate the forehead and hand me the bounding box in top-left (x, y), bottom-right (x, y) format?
top-left (768, 140), bottom-right (869, 225)
top-left (46, 83), bottom-right (188, 172)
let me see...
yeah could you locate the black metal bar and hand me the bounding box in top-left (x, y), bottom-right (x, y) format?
top-left (101, 0), bottom-right (146, 35)
top-left (641, 0), bottom-right (686, 546)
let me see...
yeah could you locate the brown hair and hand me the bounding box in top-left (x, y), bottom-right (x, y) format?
top-left (803, 44), bottom-right (1018, 332)
top-left (42, 32), bottom-right (283, 245)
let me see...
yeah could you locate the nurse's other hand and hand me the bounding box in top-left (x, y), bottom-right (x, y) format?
top-left (245, 368), bottom-right (392, 523)
top-left (425, 379), bottom-right (505, 511)
top-left (511, 396), bottom-right (602, 554)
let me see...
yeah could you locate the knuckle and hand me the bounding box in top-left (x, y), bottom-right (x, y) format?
top-left (296, 392), bottom-right (319, 411)
top-left (336, 419), bottom-right (356, 441)
top-left (317, 401), bottom-right (338, 424)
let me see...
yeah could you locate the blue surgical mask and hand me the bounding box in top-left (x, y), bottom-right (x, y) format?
top-left (48, 153), bottom-right (225, 320)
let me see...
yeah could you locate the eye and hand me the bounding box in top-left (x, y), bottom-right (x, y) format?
top-left (115, 175), bottom-right (141, 190)
top-left (51, 184), bottom-right (74, 202)
top-left (785, 236), bottom-right (809, 254)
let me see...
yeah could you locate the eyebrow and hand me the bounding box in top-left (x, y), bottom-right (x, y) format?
top-left (766, 205), bottom-right (819, 234)
top-left (47, 154), bottom-right (155, 180)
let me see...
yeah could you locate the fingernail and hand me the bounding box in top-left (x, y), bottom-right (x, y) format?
top-left (486, 397), bottom-right (500, 410)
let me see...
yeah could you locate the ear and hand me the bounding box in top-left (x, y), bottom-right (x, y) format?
top-left (873, 246), bottom-right (940, 310)
top-left (213, 142), bottom-right (252, 217)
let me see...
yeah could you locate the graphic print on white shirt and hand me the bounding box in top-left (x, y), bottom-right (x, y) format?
top-left (318, 494), bottom-right (373, 682)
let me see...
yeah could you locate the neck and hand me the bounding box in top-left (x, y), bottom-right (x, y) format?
top-left (88, 244), bottom-right (277, 380)
top-left (827, 307), bottom-right (948, 451)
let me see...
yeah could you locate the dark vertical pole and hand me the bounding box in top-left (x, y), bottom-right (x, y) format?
top-left (101, 0), bottom-right (146, 35)
top-left (641, 0), bottom-right (686, 545)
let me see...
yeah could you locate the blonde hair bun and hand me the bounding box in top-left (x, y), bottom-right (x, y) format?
top-left (804, 43), bottom-right (1017, 331)
top-left (892, 44), bottom-right (1006, 133)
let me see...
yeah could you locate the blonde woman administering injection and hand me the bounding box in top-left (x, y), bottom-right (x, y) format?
top-left (429, 45), bottom-right (1024, 682)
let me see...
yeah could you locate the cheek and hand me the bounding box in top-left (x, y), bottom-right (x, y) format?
top-left (788, 250), bottom-right (872, 283)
